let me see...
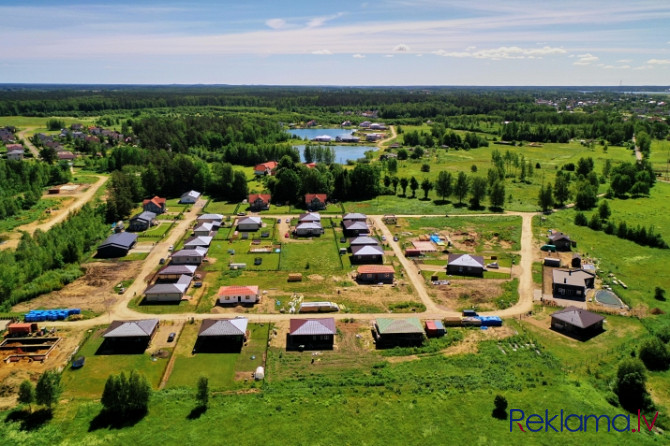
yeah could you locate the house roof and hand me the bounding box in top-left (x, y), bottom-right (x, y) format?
top-left (198, 213), bottom-right (224, 221)
top-left (305, 193), bottom-right (327, 203)
top-left (299, 212), bottom-right (321, 222)
top-left (357, 265), bottom-right (394, 274)
top-left (56, 151), bottom-right (75, 160)
top-left (249, 193), bottom-right (271, 204)
top-left (171, 247), bottom-right (208, 257)
top-left (130, 211), bottom-right (157, 223)
top-left (412, 241), bottom-right (437, 252)
top-left (7, 148), bottom-right (23, 155)
top-left (98, 232), bottom-right (138, 250)
top-left (103, 319), bottom-right (159, 338)
top-left (289, 318), bottom-right (336, 336)
top-left (296, 222), bottom-right (322, 230)
top-left (193, 222), bottom-right (213, 233)
top-left (143, 196), bottom-right (166, 207)
top-left (198, 318), bottom-right (248, 337)
top-left (549, 231), bottom-right (571, 242)
top-left (181, 190), bottom-right (200, 198)
top-left (184, 235), bottom-right (213, 248)
top-left (343, 220), bottom-right (369, 231)
top-left (349, 236), bottom-right (379, 246)
top-left (552, 269), bottom-right (595, 287)
top-left (351, 245), bottom-right (384, 256)
top-left (254, 161), bottom-right (278, 171)
top-left (448, 253), bottom-right (485, 268)
top-left (551, 306), bottom-right (604, 329)
top-left (218, 285), bottom-right (259, 297)
top-left (343, 212), bottom-right (367, 220)
top-left (145, 275), bottom-right (192, 295)
top-left (238, 216), bottom-right (262, 226)
top-left (158, 264), bottom-right (197, 276)
top-left (375, 318), bottom-right (423, 335)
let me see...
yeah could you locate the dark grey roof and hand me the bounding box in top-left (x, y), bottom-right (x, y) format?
top-left (131, 210), bottom-right (157, 223)
top-left (343, 213), bottom-right (367, 220)
top-left (343, 220), bottom-right (369, 230)
top-left (549, 232), bottom-right (571, 242)
top-left (103, 319), bottom-right (159, 338)
top-left (552, 269), bottom-right (594, 287)
top-left (144, 275), bottom-right (192, 295)
top-left (158, 265), bottom-right (197, 276)
top-left (351, 245), bottom-right (384, 256)
top-left (171, 247), bottom-right (208, 257)
top-left (198, 318), bottom-right (248, 337)
top-left (184, 235), bottom-right (213, 248)
top-left (98, 232), bottom-right (138, 250)
top-left (551, 306), bottom-right (604, 329)
top-left (349, 236), bottom-right (379, 246)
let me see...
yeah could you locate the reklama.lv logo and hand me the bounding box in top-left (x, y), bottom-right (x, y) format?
top-left (510, 409), bottom-right (659, 433)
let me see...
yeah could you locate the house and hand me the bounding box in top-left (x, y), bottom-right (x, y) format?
top-left (548, 231), bottom-right (574, 251)
top-left (305, 193), bottom-right (327, 210)
top-left (299, 212), bottom-right (321, 224)
top-left (6, 148), bottom-right (24, 160)
top-left (357, 265), bottom-right (394, 284)
top-left (142, 196), bottom-right (166, 214)
top-left (343, 220), bottom-right (370, 237)
top-left (254, 161), bottom-right (278, 176)
top-left (447, 254), bottom-right (485, 277)
top-left (157, 264), bottom-right (197, 280)
top-left (128, 211), bottom-right (157, 232)
top-left (335, 135), bottom-right (360, 143)
top-left (249, 193), bottom-right (271, 211)
top-left (96, 232), bottom-right (137, 258)
top-left (295, 222), bottom-right (323, 237)
top-left (195, 318), bottom-right (249, 353)
top-left (552, 269), bottom-right (595, 300)
top-left (6, 143), bottom-right (22, 152)
top-left (56, 151), bottom-right (76, 161)
top-left (342, 212), bottom-right (367, 223)
top-left (366, 133), bottom-right (383, 142)
top-left (351, 245), bottom-right (384, 264)
top-left (313, 135), bottom-right (332, 142)
top-left (373, 318), bottom-right (425, 348)
top-left (218, 285), bottom-right (260, 304)
top-left (193, 222), bottom-right (214, 237)
top-left (170, 247), bottom-right (208, 265)
top-left (349, 236), bottom-right (380, 248)
top-left (179, 190), bottom-right (201, 204)
top-left (571, 254), bottom-right (582, 268)
top-left (144, 275), bottom-right (192, 302)
top-left (359, 121), bottom-right (371, 128)
top-left (197, 213), bottom-right (224, 229)
top-left (369, 123), bottom-right (387, 130)
top-left (287, 318), bottom-right (336, 350)
top-left (238, 216), bottom-right (262, 232)
top-left (183, 235), bottom-right (213, 249)
top-left (551, 306), bottom-right (605, 338)
top-left (101, 319), bottom-right (159, 353)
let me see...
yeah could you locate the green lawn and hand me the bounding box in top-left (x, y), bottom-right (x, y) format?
top-left (0, 197), bottom-right (64, 233)
top-left (128, 294), bottom-right (198, 315)
top-left (137, 221), bottom-right (173, 241)
top-left (203, 200), bottom-right (240, 215)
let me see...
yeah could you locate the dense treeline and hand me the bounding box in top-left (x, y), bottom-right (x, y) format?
top-left (0, 161), bottom-right (71, 219)
top-left (0, 204), bottom-right (108, 310)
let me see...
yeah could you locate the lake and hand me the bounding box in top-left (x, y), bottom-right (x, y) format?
top-left (288, 128), bottom-right (377, 163)
top-left (287, 128), bottom-right (355, 140)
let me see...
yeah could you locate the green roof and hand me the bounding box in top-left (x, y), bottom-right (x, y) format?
top-left (376, 318), bottom-right (423, 335)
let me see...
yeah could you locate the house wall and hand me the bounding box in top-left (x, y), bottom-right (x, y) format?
top-left (171, 256), bottom-right (203, 265)
top-left (238, 223), bottom-right (260, 232)
top-left (144, 203), bottom-right (164, 214)
top-left (351, 254), bottom-right (383, 264)
top-left (218, 294), bottom-right (259, 304)
top-left (145, 293), bottom-right (182, 302)
top-left (97, 246), bottom-right (131, 258)
top-left (552, 283), bottom-right (586, 299)
top-left (193, 229), bottom-right (211, 237)
top-left (128, 220), bottom-right (150, 232)
top-left (359, 272), bottom-right (394, 284)
top-left (287, 334), bottom-right (334, 350)
top-left (446, 264), bottom-right (483, 276)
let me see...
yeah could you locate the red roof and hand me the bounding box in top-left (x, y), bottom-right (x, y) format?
top-left (143, 196), bottom-right (166, 207)
top-left (357, 265), bottom-right (394, 274)
top-left (254, 161), bottom-right (278, 171)
top-left (305, 193), bottom-right (327, 204)
top-left (304, 162), bottom-right (317, 169)
top-left (218, 285), bottom-right (259, 297)
top-left (249, 193), bottom-right (271, 204)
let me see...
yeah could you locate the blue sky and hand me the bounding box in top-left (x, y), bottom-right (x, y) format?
top-left (1, 0), bottom-right (669, 85)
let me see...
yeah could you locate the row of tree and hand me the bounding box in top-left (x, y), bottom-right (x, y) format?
top-left (574, 211), bottom-right (668, 249)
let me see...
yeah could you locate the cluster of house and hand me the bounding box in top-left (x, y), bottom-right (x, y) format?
top-left (60, 124), bottom-right (125, 144)
top-left (1, 127), bottom-right (23, 160)
top-left (341, 213), bottom-right (383, 265)
top-left (128, 196), bottom-right (166, 232)
top-left (5, 143), bottom-right (24, 160)
top-left (33, 133), bottom-right (76, 161)
top-left (294, 211), bottom-right (324, 237)
top-left (542, 231), bottom-right (597, 300)
top-left (0, 126), bottom-right (15, 143)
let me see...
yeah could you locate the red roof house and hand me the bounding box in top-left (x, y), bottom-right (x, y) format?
top-left (142, 196), bottom-right (166, 214)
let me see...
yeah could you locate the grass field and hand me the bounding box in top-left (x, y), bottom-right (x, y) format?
top-left (0, 197), bottom-right (64, 233)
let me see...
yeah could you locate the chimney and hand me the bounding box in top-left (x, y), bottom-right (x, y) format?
top-left (564, 278), bottom-right (567, 283)
top-left (569, 270), bottom-right (572, 276)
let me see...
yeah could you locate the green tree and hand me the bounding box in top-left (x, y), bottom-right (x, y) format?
top-left (399, 177), bottom-right (409, 196)
top-left (574, 212), bottom-right (588, 226)
top-left (39, 147), bottom-right (58, 164)
top-left (598, 200), bottom-right (611, 221)
top-left (469, 177), bottom-right (487, 208)
top-left (420, 178), bottom-right (433, 199)
top-left (615, 359), bottom-right (653, 412)
top-left (196, 376), bottom-right (209, 408)
top-left (454, 172), bottom-right (469, 205)
top-left (639, 338), bottom-right (670, 371)
top-left (35, 370), bottom-right (61, 409)
top-left (637, 131), bottom-right (651, 157)
top-left (409, 176), bottom-right (419, 198)
top-left (397, 148), bottom-right (408, 160)
top-left (101, 372), bottom-right (126, 414)
top-left (391, 176), bottom-right (399, 194)
top-left (387, 158), bottom-right (398, 174)
top-left (230, 170), bottom-right (249, 202)
top-left (489, 181), bottom-right (505, 209)
top-left (127, 370), bottom-right (151, 413)
top-left (538, 184), bottom-right (554, 212)
top-left (574, 182), bottom-right (597, 210)
top-left (18, 380), bottom-right (35, 412)
top-left (655, 286), bottom-right (666, 302)
top-left (492, 394), bottom-right (508, 419)
top-left (553, 174), bottom-right (570, 206)
top-left (434, 171), bottom-right (453, 202)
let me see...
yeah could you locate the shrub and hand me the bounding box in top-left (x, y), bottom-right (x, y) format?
top-left (639, 338), bottom-right (670, 371)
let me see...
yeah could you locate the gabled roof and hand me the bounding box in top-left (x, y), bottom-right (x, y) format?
top-left (193, 222), bottom-right (213, 233)
top-left (145, 275), bottom-right (192, 294)
top-left (143, 196), bottom-right (166, 207)
top-left (289, 318), bottom-right (336, 336)
top-left (254, 161), bottom-right (278, 171)
top-left (305, 193), bottom-right (327, 203)
top-left (551, 306), bottom-right (604, 329)
top-left (103, 319), bottom-right (159, 338)
top-left (349, 236), bottom-right (379, 246)
top-left (238, 216), bottom-right (262, 226)
top-left (343, 220), bottom-right (369, 231)
top-left (181, 190), bottom-right (201, 200)
top-left (131, 210), bottom-right (157, 223)
top-left (98, 232), bottom-right (137, 250)
top-left (296, 222), bottom-right (322, 230)
top-left (342, 212), bottom-right (367, 220)
top-left (448, 253), bottom-right (485, 268)
top-left (375, 318), bottom-right (423, 334)
top-left (171, 247), bottom-right (208, 257)
top-left (158, 264), bottom-right (197, 276)
top-left (299, 212), bottom-right (321, 222)
top-left (549, 231), bottom-right (571, 242)
top-left (218, 285), bottom-right (259, 296)
top-left (198, 213), bottom-right (224, 222)
top-left (198, 318), bottom-right (248, 337)
top-left (351, 245), bottom-right (384, 256)
top-left (357, 265), bottom-right (394, 274)
top-left (249, 193), bottom-right (271, 204)
top-left (552, 269), bottom-right (595, 287)
top-left (184, 235), bottom-right (213, 248)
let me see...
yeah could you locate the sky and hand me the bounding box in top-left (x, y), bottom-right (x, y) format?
top-left (0, 0), bottom-right (669, 86)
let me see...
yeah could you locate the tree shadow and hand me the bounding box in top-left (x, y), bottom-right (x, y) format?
top-left (488, 206), bottom-right (505, 213)
top-left (89, 409), bottom-right (147, 431)
top-left (433, 199), bottom-right (452, 206)
top-left (452, 202), bottom-right (467, 209)
top-left (468, 202), bottom-right (485, 211)
top-left (187, 405), bottom-right (207, 420)
top-left (492, 408), bottom-right (508, 420)
top-left (419, 197), bottom-right (431, 202)
top-left (4, 408), bottom-right (53, 431)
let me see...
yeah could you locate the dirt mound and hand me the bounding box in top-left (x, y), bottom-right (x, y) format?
top-left (308, 274), bottom-right (324, 281)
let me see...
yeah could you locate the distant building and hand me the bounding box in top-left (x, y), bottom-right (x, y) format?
top-left (254, 161), bottom-right (278, 176)
top-left (179, 190), bottom-right (201, 204)
top-left (249, 193), bottom-right (271, 211)
top-left (304, 193), bottom-right (327, 210)
top-left (96, 232), bottom-right (138, 258)
top-left (6, 147), bottom-right (24, 160)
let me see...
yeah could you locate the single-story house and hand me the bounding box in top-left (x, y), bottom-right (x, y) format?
top-left (349, 236), bottom-right (380, 248)
top-left (96, 232), bottom-right (138, 258)
top-left (193, 222), bottom-right (214, 237)
top-left (170, 247), bottom-right (208, 265)
top-left (101, 319), bottom-right (159, 353)
top-left (142, 196), bottom-right (166, 214)
top-left (197, 213), bottom-right (224, 229)
top-left (299, 212), bottom-right (321, 223)
top-left (56, 151), bottom-right (76, 161)
top-left (373, 318), bottom-right (425, 348)
top-left (305, 193), bottom-right (327, 210)
top-left (342, 212), bottom-right (367, 223)
top-left (549, 231), bottom-right (574, 251)
top-left (343, 220), bottom-right (370, 237)
top-left (195, 318), bottom-right (249, 353)
top-left (552, 269), bottom-right (595, 300)
top-left (249, 193), bottom-right (271, 211)
top-left (295, 222), bottom-right (323, 237)
top-left (357, 265), bottom-right (394, 284)
top-left (287, 318), bottom-right (336, 350)
top-left (218, 285), bottom-right (260, 304)
top-left (351, 245), bottom-right (384, 264)
top-left (254, 161), bottom-right (278, 176)
top-left (157, 264), bottom-right (197, 280)
top-left (551, 306), bottom-right (605, 338)
top-left (183, 235), bottom-right (213, 249)
top-left (238, 216), bottom-right (262, 232)
top-left (7, 147), bottom-right (24, 160)
top-left (144, 275), bottom-right (192, 302)
top-left (128, 211), bottom-right (157, 232)
top-left (179, 190), bottom-right (201, 204)
top-left (447, 254), bottom-right (485, 277)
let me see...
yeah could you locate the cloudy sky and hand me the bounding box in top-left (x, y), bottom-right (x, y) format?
top-left (1, 0), bottom-right (669, 85)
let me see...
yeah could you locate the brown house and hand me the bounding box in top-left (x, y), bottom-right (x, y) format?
top-left (552, 269), bottom-right (595, 300)
top-left (357, 265), bottom-right (394, 284)
top-left (305, 193), bottom-right (327, 210)
top-left (551, 307), bottom-right (604, 339)
top-left (142, 196), bottom-right (166, 214)
top-left (548, 231), bottom-right (574, 251)
top-left (249, 193), bottom-right (271, 211)
top-left (287, 318), bottom-right (336, 350)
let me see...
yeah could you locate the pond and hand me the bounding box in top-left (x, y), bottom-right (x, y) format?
top-left (292, 145), bottom-right (377, 164)
top-left (287, 128), bottom-right (355, 140)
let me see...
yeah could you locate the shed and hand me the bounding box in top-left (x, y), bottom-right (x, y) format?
top-left (373, 318), bottom-right (425, 347)
top-left (548, 231), bottom-right (574, 251)
top-left (571, 254), bottom-right (582, 268)
top-left (425, 320), bottom-right (445, 337)
top-left (96, 232), bottom-right (138, 258)
top-left (8, 323), bottom-right (38, 336)
top-left (287, 318), bottom-right (336, 350)
top-left (544, 257), bottom-right (561, 267)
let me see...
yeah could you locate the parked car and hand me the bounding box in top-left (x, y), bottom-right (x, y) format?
top-left (254, 257), bottom-right (263, 265)
top-left (381, 236), bottom-right (386, 241)
top-left (393, 236), bottom-right (399, 242)
top-left (237, 212), bottom-right (247, 216)
top-left (487, 262), bottom-right (499, 269)
top-left (159, 258), bottom-right (166, 264)
top-left (277, 218), bottom-right (281, 223)
top-left (193, 281), bottom-right (203, 288)
top-left (167, 332), bottom-right (176, 342)
top-left (71, 356), bottom-right (85, 369)
top-left (286, 218), bottom-right (290, 223)
top-left (168, 245), bottom-right (173, 252)
top-left (340, 237), bottom-right (346, 243)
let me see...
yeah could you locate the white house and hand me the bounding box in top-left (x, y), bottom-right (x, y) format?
top-left (295, 222), bottom-right (323, 237)
top-left (217, 285), bottom-right (260, 304)
top-left (180, 190), bottom-right (201, 204)
top-left (238, 216), bottom-right (262, 232)
top-left (7, 148), bottom-right (24, 160)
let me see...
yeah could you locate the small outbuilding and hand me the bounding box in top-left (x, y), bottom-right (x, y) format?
top-left (548, 231), bottom-right (574, 251)
top-left (544, 257), bottom-right (561, 267)
top-left (571, 254), bottom-right (582, 268)
top-left (96, 232), bottom-right (138, 258)
top-left (425, 320), bottom-right (446, 338)
top-left (447, 253), bottom-right (485, 277)
top-left (551, 306), bottom-right (605, 339)
top-left (287, 318), bottom-right (336, 350)
top-left (373, 318), bottom-right (425, 348)
top-left (195, 318), bottom-right (248, 353)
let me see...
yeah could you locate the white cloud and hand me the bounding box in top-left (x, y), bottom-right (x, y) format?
top-left (384, 54), bottom-right (394, 58)
top-left (352, 53), bottom-right (365, 58)
top-left (617, 59), bottom-right (632, 63)
top-left (266, 18), bottom-right (286, 29)
top-left (312, 49), bottom-right (332, 55)
top-left (393, 44), bottom-right (410, 52)
top-left (599, 64), bottom-right (630, 69)
top-left (307, 12), bottom-right (344, 28)
top-left (633, 65), bottom-right (652, 70)
top-left (433, 46), bottom-right (566, 60)
top-left (573, 53), bottom-right (599, 65)
top-left (647, 59), bottom-right (670, 65)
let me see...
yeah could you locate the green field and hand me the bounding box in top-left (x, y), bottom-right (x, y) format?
top-left (0, 198), bottom-right (64, 233)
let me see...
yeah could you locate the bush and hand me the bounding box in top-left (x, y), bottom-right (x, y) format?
top-left (639, 338), bottom-right (670, 371)
top-left (492, 394), bottom-right (508, 419)
top-left (615, 359), bottom-right (653, 412)
top-left (574, 212), bottom-right (588, 226)
top-left (421, 163), bottom-right (430, 172)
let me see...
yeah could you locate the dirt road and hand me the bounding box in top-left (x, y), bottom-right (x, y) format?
top-left (16, 127), bottom-right (41, 158)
